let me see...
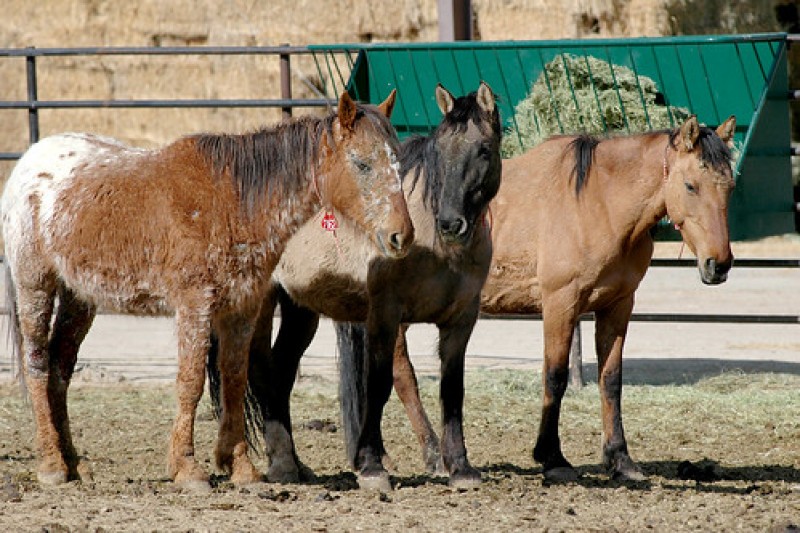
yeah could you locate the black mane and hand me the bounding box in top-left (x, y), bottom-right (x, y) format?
top-left (400, 90), bottom-right (501, 214)
top-left (194, 103), bottom-right (395, 217)
top-left (569, 125), bottom-right (733, 195)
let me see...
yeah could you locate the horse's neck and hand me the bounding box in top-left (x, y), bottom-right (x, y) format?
top-left (602, 134), bottom-right (670, 246)
top-left (253, 163), bottom-right (323, 259)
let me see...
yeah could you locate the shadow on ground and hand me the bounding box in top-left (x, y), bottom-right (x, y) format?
top-left (576, 358), bottom-right (800, 386)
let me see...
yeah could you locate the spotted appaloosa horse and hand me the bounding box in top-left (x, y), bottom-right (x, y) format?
top-left (361, 115), bottom-right (737, 483)
top-left (1, 91), bottom-right (413, 491)
top-left (206, 82), bottom-right (502, 490)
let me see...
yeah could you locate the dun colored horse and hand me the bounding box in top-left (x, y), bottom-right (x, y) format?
top-left (207, 82), bottom-right (502, 490)
top-left (359, 115), bottom-right (737, 482)
top-left (1, 91), bottom-right (413, 491)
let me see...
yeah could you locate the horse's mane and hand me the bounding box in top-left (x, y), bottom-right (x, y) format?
top-left (569, 125), bottom-right (733, 195)
top-left (667, 127), bottom-right (733, 175)
top-left (400, 90), bottom-right (501, 214)
top-left (194, 103), bottom-right (395, 216)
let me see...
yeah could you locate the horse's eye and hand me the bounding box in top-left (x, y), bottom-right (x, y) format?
top-left (351, 157), bottom-right (371, 173)
top-left (684, 181), bottom-right (698, 194)
top-left (478, 146), bottom-right (491, 160)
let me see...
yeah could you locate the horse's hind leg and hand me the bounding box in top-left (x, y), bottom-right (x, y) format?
top-left (47, 285), bottom-right (96, 480)
top-left (14, 277), bottom-right (65, 484)
top-left (595, 297), bottom-right (645, 481)
top-left (393, 324), bottom-right (442, 474)
top-left (213, 309), bottom-right (262, 485)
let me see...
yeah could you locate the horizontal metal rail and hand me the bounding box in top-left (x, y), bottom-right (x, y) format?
top-left (480, 313), bottom-right (800, 324)
top-left (0, 98), bottom-right (330, 110)
top-left (480, 257), bottom-right (800, 325)
top-left (650, 257), bottom-right (800, 268)
top-left (0, 44), bottom-right (347, 160)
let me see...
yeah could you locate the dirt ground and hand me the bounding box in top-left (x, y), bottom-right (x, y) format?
top-left (0, 236), bottom-right (799, 532)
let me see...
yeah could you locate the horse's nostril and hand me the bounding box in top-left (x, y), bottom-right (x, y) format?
top-left (388, 231), bottom-right (404, 251)
top-left (706, 257), bottom-right (732, 275)
top-left (438, 216), bottom-right (468, 237)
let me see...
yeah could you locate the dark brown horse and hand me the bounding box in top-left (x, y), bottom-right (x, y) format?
top-left (207, 82), bottom-right (502, 490)
top-left (363, 115), bottom-right (737, 482)
top-left (1, 91), bottom-right (413, 491)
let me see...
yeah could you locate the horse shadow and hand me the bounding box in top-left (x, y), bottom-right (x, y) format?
top-left (482, 460), bottom-right (800, 495)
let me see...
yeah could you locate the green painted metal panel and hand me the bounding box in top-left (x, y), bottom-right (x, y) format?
top-left (310, 33), bottom-right (794, 240)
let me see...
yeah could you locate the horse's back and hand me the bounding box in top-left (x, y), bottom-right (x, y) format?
top-left (1, 133), bottom-right (225, 313)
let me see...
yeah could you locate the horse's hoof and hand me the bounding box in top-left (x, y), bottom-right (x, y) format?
top-left (357, 470), bottom-right (392, 492)
top-left (297, 461), bottom-right (318, 482)
top-left (174, 464), bottom-right (211, 492)
top-left (614, 468), bottom-right (647, 482)
top-left (543, 466), bottom-right (579, 483)
top-left (177, 479), bottom-right (213, 494)
top-left (612, 463), bottom-right (647, 482)
top-left (423, 447), bottom-right (444, 475)
top-left (608, 454), bottom-right (647, 482)
top-left (76, 461), bottom-right (94, 482)
top-left (449, 469), bottom-right (482, 489)
top-left (267, 459), bottom-right (300, 484)
top-left (37, 469), bottom-right (68, 486)
top-left (231, 466), bottom-right (263, 486)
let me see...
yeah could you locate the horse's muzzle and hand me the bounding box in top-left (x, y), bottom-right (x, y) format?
top-left (700, 256), bottom-right (733, 285)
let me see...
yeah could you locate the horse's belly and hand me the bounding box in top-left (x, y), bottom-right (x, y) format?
top-left (480, 261), bottom-right (542, 315)
top-left (62, 270), bottom-right (172, 316)
top-left (277, 272), bottom-right (370, 322)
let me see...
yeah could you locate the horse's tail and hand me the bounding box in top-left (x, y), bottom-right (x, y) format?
top-left (206, 333), bottom-right (264, 452)
top-left (2, 259), bottom-right (25, 396)
top-left (336, 321), bottom-right (369, 468)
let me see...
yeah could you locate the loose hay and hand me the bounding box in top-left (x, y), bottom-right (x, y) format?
top-left (1, 370), bottom-right (798, 531)
top-left (501, 53), bottom-right (691, 157)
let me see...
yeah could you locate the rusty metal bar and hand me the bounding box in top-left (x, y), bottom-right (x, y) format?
top-left (280, 44), bottom-right (292, 120)
top-left (25, 52), bottom-right (39, 144)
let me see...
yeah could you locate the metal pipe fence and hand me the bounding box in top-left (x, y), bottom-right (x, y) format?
top-left (0, 45), bottom-right (356, 160)
top-left (0, 44), bottom-right (796, 368)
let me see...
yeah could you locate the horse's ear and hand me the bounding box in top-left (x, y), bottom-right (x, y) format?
top-left (435, 84), bottom-right (455, 115)
top-left (716, 115), bottom-right (736, 149)
top-left (338, 92), bottom-right (357, 132)
top-left (377, 89), bottom-right (397, 118)
top-left (476, 81), bottom-right (496, 114)
top-left (678, 115), bottom-right (700, 152)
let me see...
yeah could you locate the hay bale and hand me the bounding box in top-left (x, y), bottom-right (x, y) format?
top-left (501, 53), bottom-right (690, 157)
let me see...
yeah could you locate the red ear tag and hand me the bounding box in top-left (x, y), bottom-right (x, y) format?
top-left (321, 212), bottom-right (339, 232)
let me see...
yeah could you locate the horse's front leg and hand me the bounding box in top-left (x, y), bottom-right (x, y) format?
top-left (595, 296), bottom-right (645, 481)
top-left (214, 309), bottom-right (262, 485)
top-left (534, 293), bottom-right (579, 482)
top-left (438, 306), bottom-right (482, 488)
top-left (393, 324), bottom-right (442, 474)
top-left (169, 304), bottom-right (215, 491)
top-left (256, 287), bottom-right (320, 482)
top-left (354, 308), bottom-right (400, 491)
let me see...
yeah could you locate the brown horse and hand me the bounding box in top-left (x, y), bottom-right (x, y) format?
top-left (1, 91), bottom-right (413, 491)
top-left (206, 82), bottom-right (502, 490)
top-left (345, 114), bottom-right (737, 483)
